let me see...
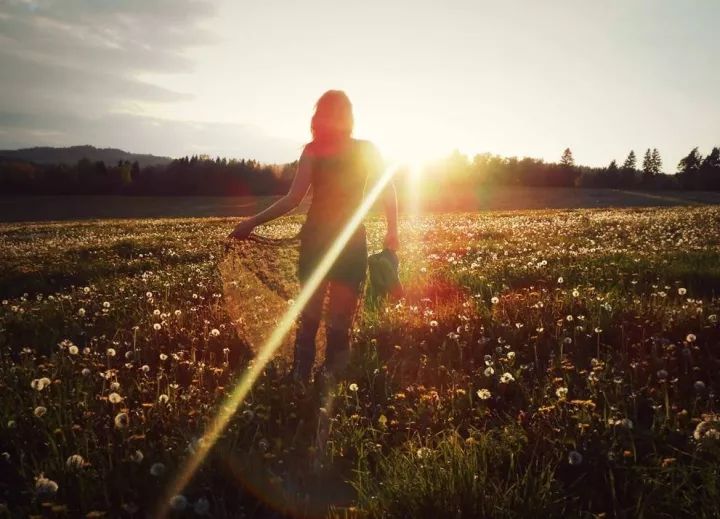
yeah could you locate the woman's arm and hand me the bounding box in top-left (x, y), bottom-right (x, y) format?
top-left (366, 141), bottom-right (399, 251)
top-left (228, 149), bottom-right (312, 239)
top-left (383, 179), bottom-right (399, 250)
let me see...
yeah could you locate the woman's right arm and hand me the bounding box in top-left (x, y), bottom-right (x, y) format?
top-left (228, 148), bottom-right (312, 239)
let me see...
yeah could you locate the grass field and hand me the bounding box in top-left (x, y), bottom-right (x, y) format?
top-left (2, 206), bottom-right (720, 517)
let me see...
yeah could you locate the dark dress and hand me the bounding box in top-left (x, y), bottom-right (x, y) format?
top-left (297, 139), bottom-right (382, 292)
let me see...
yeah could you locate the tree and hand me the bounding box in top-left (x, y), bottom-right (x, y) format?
top-left (560, 148), bottom-right (575, 167)
top-left (699, 147), bottom-right (720, 190)
top-left (620, 150), bottom-right (638, 187)
top-left (642, 148), bottom-right (662, 186)
top-left (642, 149), bottom-right (653, 183)
top-left (622, 150), bottom-right (637, 171)
top-left (603, 159), bottom-right (620, 188)
top-left (651, 148), bottom-right (662, 174)
top-left (677, 147), bottom-right (703, 189)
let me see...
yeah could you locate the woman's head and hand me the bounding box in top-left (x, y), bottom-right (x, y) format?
top-left (311, 90), bottom-right (353, 144)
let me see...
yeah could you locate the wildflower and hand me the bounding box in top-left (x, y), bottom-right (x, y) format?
top-left (103, 301), bottom-right (110, 308)
top-left (500, 372), bottom-right (515, 384)
top-left (476, 388), bottom-right (491, 400)
top-left (557, 276), bottom-right (564, 284)
top-left (159, 353), bottom-right (168, 361)
top-left (657, 369), bottom-right (668, 380)
top-left (66, 454), bottom-right (85, 469)
top-left (349, 383), bottom-right (359, 392)
top-left (169, 495), bottom-right (188, 512)
top-left (572, 289), bottom-right (579, 297)
top-left (174, 309), bottom-right (182, 317)
top-left (678, 287), bottom-right (687, 295)
top-left (107, 348), bottom-right (116, 357)
top-left (78, 308), bottom-right (86, 317)
top-left (686, 333), bottom-right (697, 343)
top-left (210, 328), bottom-right (220, 337)
top-left (81, 368), bottom-right (91, 376)
top-left (568, 450), bottom-right (583, 466)
top-left (150, 462), bottom-right (166, 476)
top-left (429, 320), bottom-right (438, 328)
top-left (35, 475), bottom-right (58, 497)
top-left (556, 387), bottom-right (568, 399)
top-left (566, 315), bottom-right (573, 322)
top-left (594, 327), bottom-right (602, 334)
top-left (416, 447), bottom-right (431, 459)
top-left (484, 366), bottom-right (495, 377)
top-left (709, 314), bottom-right (718, 323)
top-left (146, 292), bottom-right (153, 298)
top-left (34, 406), bottom-right (47, 418)
top-left (153, 323), bottom-right (162, 331)
top-left (536, 326), bottom-right (544, 333)
top-left (563, 337), bottom-right (573, 345)
top-left (114, 412), bottom-right (129, 429)
top-left (68, 344), bottom-right (79, 355)
top-left (194, 497), bottom-right (211, 515)
top-left (140, 365), bottom-right (150, 373)
top-left (693, 416), bottom-right (720, 441)
top-left (694, 380), bottom-right (706, 392)
top-left (83, 286), bottom-right (91, 294)
top-left (108, 392), bottom-right (122, 404)
top-left (158, 394), bottom-right (169, 404)
top-left (130, 450), bottom-right (144, 463)
top-left (31, 377), bottom-right (51, 391)
top-left (491, 296), bottom-right (499, 304)
top-left (110, 381), bottom-right (120, 391)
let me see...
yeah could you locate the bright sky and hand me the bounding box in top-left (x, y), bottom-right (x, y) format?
top-left (1, 0), bottom-right (719, 168)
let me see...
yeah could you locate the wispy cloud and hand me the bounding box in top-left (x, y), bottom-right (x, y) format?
top-left (0, 0), bottom-right (292, 159)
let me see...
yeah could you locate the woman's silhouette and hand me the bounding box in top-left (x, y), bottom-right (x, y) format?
top-left (228, 90), bottom-right (399, 382)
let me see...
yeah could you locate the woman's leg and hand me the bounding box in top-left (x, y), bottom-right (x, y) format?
top-left (324, 280), bottom-right (362, 373)
top-left (292, 280), bottom-right (327, 381)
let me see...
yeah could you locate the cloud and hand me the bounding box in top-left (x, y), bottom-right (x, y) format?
top-left (0, 0), bottom-right (279, 158)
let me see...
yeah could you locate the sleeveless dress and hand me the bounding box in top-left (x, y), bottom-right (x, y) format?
top-left (298, 139), bottom-right (382, 291)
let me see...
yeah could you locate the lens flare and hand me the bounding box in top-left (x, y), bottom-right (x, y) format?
top-left (156, 163), bottom-right (398, 517)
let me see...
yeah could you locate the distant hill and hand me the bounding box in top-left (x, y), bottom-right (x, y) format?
top-left (0, 145), bottom-right (173, 168)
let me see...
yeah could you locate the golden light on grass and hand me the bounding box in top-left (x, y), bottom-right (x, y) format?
top-left (156, 163), bottom-right (399, 517)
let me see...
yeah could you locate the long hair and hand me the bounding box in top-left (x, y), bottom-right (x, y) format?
top-left (310, 90), bottom-right (353, 145)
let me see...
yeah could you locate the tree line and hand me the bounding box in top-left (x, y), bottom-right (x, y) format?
top-left (1, 145), bottom-right (719, 196)
top-left (0, 155), bottom-right (297, 196)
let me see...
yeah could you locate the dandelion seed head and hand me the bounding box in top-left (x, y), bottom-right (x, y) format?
top-left (169, 494), bottom-right (188, 512)
top-left (476, 388), bottom-right (491, 400)
top-left (114, 412), bottom-right (129, 429)
top-left (66, 454), bottom-right (85, 469)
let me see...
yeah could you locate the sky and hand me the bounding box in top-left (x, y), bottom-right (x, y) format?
top-left (0, 0), bottom-right (718, 169)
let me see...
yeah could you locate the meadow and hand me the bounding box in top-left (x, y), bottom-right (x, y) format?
top-left (1, 206), bottom-right (720, 517)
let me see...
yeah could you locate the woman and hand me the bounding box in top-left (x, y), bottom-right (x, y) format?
top-left (228, 90), bottom-right (399, 382)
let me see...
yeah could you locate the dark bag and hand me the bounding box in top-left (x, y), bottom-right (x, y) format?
top-left (367, 249), bottom-right (403, 303)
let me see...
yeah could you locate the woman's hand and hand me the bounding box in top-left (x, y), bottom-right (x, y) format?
top-left (383, 230), bottom-right (399, 251)
top-left (228, 220), bottom-right (255, 241)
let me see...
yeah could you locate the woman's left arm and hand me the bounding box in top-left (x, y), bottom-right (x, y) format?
top-left (228, 149), bottom-right (312, 239)
top-left (383, 178), bottom-right (399, 251)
